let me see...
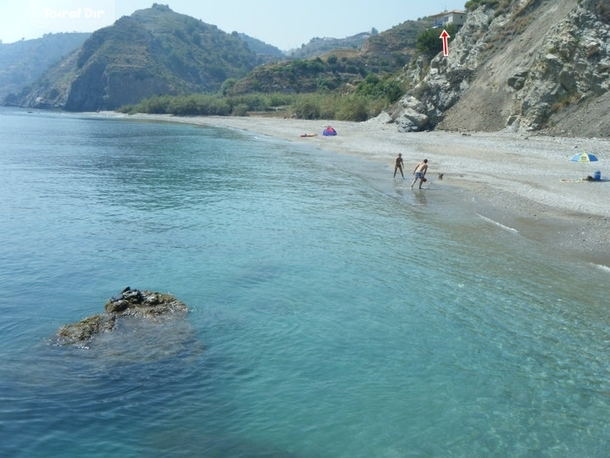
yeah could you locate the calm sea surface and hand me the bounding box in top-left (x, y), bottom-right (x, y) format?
top-left (1, 108), bottom-right (609, 457)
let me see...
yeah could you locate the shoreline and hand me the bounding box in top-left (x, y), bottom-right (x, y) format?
top-left (110, 113), bottom-right (610, 267)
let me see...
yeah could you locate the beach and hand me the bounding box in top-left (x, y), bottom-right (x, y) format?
top-left (122, 113), bottom-right (610, 266)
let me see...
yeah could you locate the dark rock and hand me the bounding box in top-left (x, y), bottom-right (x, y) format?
top-left (104, 287), bottom-right (188, 318)
top-left (507, 71), bottom-right (527, 90)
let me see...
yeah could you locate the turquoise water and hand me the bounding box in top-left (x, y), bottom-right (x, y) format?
top-left (1, 108), bottom-right (609, 457)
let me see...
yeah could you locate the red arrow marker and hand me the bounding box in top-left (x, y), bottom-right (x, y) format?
top-left (440, 29), bottom-right (450, 56)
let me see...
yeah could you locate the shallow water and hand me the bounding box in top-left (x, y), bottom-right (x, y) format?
top-left (1, 108), bottom-right (609, 457)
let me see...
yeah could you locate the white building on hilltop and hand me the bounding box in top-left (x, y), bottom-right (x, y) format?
top-left (430, 10), bottom-right (467, 28)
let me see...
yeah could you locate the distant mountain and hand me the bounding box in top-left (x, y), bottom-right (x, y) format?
top-left (0, 33), bottom-right (89, 103)
top-left (288, 31), bottom-right (375, 59)
top-left (235, 32), bottom-right (285, 62)
top-left (11, 4), bottom-right (260, 111)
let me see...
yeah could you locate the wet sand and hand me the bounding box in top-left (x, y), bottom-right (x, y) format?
top-left (117, 114), bottom-right (610, 266)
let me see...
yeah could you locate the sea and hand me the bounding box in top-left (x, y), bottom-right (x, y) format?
top-left (1, 107), bottom-right (609, 458)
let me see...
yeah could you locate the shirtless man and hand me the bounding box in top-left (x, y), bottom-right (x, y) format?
top-left (393, 153), bottom-right (404, 178)
top-left (410, 159), bottom-right (428, 189)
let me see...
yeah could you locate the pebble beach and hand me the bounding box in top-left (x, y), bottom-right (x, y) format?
top-left (123, 114), bottom-right (610, 266)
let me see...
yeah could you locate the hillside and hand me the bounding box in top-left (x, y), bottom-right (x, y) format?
top-left (236, 33), bottom-right (285, 62)
top-left (383, 0), bottom-right (610, 137)
top-left (227, 20), bottom-right (428, 96)
top-left (288, 31), bottom-right (374, 59)
top-left (0, 33), bottom-right (89, 103)
top-left (11, 4), bottom-right (259, 111)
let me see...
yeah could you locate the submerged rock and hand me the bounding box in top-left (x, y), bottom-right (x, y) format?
top-left (58, 313), bottom-right (116, 344)
top-left (57, 287), bottom-right (189, 345)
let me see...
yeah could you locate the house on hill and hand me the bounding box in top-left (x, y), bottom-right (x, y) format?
top-left (430, 10), bottom-right (467, 28)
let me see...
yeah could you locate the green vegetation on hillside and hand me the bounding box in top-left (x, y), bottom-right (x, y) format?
top-left (114, 5), bottom-right (258, 88)
top-left (464, 0), bottom-right (516, 16)
top-left (225, 54), bottom-right (377, 96)
top-left (364, 20), bottom-right (427, 54)
top-left (464, 0), bottom-right (500, 10)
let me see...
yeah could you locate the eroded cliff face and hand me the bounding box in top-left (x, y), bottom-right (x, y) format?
top-left (64, 61), bottom-right (174, 111)
top-left (510, 0), bottom-right (610, 135)
top-left (385, 0), bottom-right (610, 137)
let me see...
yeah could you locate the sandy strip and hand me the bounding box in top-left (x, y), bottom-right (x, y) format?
top-left (116, 113), bottom-right (610, 265)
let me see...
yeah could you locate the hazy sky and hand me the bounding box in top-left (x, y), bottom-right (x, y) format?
top-left (0, 1), bottom-right (465, 50)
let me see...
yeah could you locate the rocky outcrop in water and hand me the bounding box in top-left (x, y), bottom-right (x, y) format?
top-left (57, 287), bottom-right (189, 345)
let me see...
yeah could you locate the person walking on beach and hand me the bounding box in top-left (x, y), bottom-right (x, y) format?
top-left (410, 159), bottom-right (428, 189)
top-left (394, 153), bottom-right (404, 178)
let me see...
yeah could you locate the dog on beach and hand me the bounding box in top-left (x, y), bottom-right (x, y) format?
top-left (438, 173), bottom-right (444, 180)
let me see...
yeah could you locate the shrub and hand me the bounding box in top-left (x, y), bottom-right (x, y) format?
top-left (293, 98), bottom-right (321, 119)
top-left (336, 96), bottom-right (368, 122)
top-left (356, 74), bottom-right (404, 103)
top-left (232, 103), bottom-right (249, 116)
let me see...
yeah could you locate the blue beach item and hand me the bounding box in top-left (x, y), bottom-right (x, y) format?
top-left (322, 126), bottom-right (337, 136)
top-left (570, 152), bottom-right (598, 162)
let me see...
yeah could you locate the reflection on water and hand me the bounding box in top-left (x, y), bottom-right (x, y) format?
top-left (411, 187), bottom-right (428, 206)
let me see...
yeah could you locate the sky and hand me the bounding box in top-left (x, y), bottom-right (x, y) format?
top-left (0, 1), bottom-right (465, 50)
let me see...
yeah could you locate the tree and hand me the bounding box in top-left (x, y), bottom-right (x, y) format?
top-left (416, 24), bottom-right (457, 57)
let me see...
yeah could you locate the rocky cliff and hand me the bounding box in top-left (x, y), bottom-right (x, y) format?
top-left (384, 0), bottom-right (610, 137)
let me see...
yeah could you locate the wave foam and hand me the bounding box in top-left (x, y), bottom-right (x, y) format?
top-left (476, 213), bottom-right (519, 234)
